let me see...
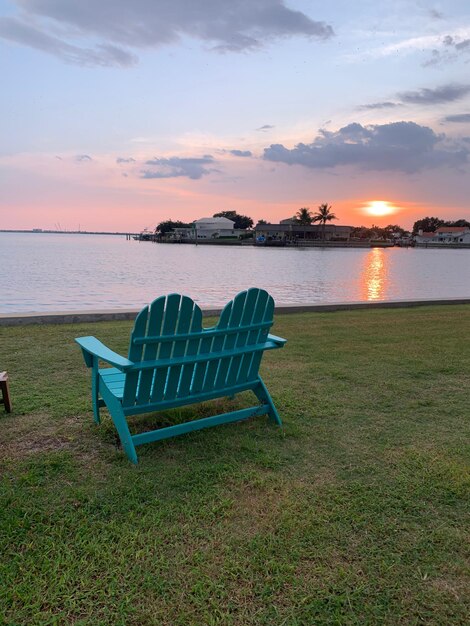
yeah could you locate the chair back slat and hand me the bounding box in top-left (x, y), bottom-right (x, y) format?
top-left (201, 293), bottom-right (241, 393)
top-left (163, 296), bottom-right (197, 401)
top-left (177, 308), bottom-right (203, 398)
top-left (135, 297), bottom-right (165, 405)
top-left (214, 289), bottom-right (255, 389)
top-left (241, 291), bottom-right (274, 384)
top-left (188, 333), bottom-right (213, 395)
top-left (150, 294), bottom-right (185, 403)
top-left (225, 288), bottom-right (265, 387)
top-left (122, 305), bottom-right (149, 407)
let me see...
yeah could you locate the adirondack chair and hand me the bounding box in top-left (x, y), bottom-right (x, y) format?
top-left (76, 288), bottom-right (286, 463)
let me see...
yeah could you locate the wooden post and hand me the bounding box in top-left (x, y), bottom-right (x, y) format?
top-left (0, 371), bottom-right (12, 413)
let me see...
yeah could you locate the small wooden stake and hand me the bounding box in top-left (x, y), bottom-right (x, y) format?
top-left (0, 371), bottom-right (12, 413)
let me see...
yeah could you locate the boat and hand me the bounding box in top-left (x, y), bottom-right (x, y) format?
top-left (133, 228), bottom-right (155, 241)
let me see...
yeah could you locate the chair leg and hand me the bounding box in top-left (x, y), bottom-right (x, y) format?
top-left (0, 372), bottom-right (12, 413)
top-left (105, 394), bottom-right (139, 464)
top-left (91, 364), bottom-right (101, 424)
top-left (253, 376), bottom-right (282, 426)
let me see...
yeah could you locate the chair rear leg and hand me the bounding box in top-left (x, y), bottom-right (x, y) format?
top-left (253, 376), bottom-right (282, 426)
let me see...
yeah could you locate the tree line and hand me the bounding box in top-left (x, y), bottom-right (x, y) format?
top-left (154, 209), bottom-right (470, 239)
top-left (347, 218), bottom-right (470, 240)
top-left (155, 205), bottom-right (337, 238)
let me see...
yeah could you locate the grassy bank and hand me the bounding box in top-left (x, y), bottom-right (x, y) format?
top-left (1, 307), bottom-right (469, 625)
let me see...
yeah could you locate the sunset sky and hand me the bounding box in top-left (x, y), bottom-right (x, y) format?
top-left (1, 0), bottom-right (470, 231)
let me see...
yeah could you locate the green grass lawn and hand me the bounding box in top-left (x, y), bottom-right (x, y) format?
top-left (1, 307), bottom-right (469, 625)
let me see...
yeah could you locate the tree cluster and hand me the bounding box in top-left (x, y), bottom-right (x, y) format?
top-left (351, 224), bottom-right (409, 240)
top-left (155, 220), bottom-right (192, 235)
top-left (213, 211), bottom-right (254, 230)
top-left (292, 204), bottom-right (337, 226)
top-left (411, 217), bottom-right (470, 235)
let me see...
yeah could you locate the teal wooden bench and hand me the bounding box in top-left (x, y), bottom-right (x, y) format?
top-left (76, 288), bottom-right (286, 463)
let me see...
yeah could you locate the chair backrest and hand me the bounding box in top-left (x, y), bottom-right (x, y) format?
top-left (122, 288), bottom-right (274, 409)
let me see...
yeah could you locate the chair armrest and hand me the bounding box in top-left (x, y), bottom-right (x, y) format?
top-left (75, 336), bottom-right (134, 371)
top-left (267, 333), bottom-right (287, 348)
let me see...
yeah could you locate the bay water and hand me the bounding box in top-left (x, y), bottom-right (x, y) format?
top-left (1, 232), bottom-right (469, 313)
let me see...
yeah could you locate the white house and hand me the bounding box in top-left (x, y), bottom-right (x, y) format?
top-left (193, 217), bottom-right (237, 239)
top-left (169, 216), bottom-right (247, 241)
top-left (415, 226), bottom-right (470, 245)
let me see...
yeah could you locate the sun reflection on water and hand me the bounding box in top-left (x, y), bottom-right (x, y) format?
top-left (361, 247), bottom-right (388, 300)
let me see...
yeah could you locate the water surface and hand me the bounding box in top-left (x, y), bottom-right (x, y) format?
top-left (1, 233), bottom-right (469, 312)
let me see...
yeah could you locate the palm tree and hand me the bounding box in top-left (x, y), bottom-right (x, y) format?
top-left (294, 207), bottom-right (313, 225)
top-left (313, 203), bottom-right (337, 241)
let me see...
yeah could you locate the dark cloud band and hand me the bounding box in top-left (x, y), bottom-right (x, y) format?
top-left (263, 121), bottom-right (468, 173)
top-left (0, 1), bottom-right (334, 66)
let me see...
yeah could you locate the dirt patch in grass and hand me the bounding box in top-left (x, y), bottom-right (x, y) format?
top-left (431, 578), bottom-right (466, 601)
top-left (0, 412), bottom-right (105, 464)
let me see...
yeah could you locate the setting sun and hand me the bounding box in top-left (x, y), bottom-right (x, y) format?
top-left (363, 201), bottom-right (398, 217)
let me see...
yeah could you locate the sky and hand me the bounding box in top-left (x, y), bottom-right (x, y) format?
top-left (1, 0), bottom-right (470, 231)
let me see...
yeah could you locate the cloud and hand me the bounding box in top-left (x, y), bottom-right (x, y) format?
top-left (0, 16), bottom-right (137, 67)
top-left (0, 1), bottom-right (334, 66)
top-left (116, 157), bottom-right (136, 163)
top-left (263, 121), bottom-right (468, 173)
top-left (357, 83), bottom-right (470, 112)
top-left (358, 101), bottom-right (402, 110)
top-left (229, 149), bottom-right (252, 157)
top-left (442, 113), bottom-right (470, 123)
top-left (75, 154), bottom-right (92, 162)
top-left (140, 156), bottom-right (216, 180)
top-left (429, 9), bottom-right (445, 20)
top-left (398, 83), bottom-right (470, 105)
top-left (256, 124), bottom-right (275, 131)
top-left (455, 39), bottom-right (470, 51)
top-left (422, 34), bottom-right (470, 66)
top-left (358, 28), bottom-right (470, 66)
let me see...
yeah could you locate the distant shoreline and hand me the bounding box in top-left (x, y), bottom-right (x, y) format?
top-left (3, 230), bottom-right (470, 249)
top-left (0, 229), bottom-right (137, 236)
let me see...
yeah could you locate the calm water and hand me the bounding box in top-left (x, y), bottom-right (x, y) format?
top-left (1, 232), bottom-right (470, 313)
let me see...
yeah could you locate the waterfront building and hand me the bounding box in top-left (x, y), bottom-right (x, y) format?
top-left (169, 217), bottom-right (247, 241)
top-left (415, 226), bottom-right (470, 245)
top-left (255, 222), bottom-right (352, 243)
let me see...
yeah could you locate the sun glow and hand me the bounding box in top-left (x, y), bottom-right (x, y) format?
top-left (363, 200), bottom-right (398, 217)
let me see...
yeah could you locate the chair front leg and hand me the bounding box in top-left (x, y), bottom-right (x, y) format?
top-left (91, 360), bottom-right (101, 424)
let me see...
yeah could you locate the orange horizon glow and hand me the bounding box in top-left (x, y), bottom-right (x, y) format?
top-left (1, 198), bottom-right (443, 232)
top-left (3, 152), bottom-right (467, 232)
